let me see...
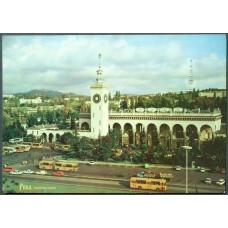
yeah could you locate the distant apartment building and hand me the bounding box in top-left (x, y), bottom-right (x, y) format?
top-left (3, 94), bottom-right (15, 98)
top-left (199, 90), bottom-right (226, 98)
top-left (19, 97), bottom-right (42, 104)
top-left (26, 105), bottom-right (65, 114)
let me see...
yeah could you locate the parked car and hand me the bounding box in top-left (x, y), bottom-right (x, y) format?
top-left (23, 169), bottom-right (34, 174)
top-left (35, 170), bottom-right (47, 175)
top-left (204, 178), bottom-right (212, 184)
top-left (88, 160), bottom-right (96, 165)
top-left (175, 166), bottom-right (182, 171)
top-left (52, 171), bottom-right (64, 177)
top-left (9, 170), bottom-right (23, 175)
top-left (200, 167), bottom-right (205, 173)
top-left (216, 179), bottom-right (225, 186)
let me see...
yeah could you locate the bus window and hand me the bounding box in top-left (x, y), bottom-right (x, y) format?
top-left (42, 162), bottom-right (51, 166)
top-left (55, 163), bottom-right (62, 167)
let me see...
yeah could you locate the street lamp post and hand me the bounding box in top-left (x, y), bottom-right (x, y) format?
top-left (182, 146), bottom-right (192, 194)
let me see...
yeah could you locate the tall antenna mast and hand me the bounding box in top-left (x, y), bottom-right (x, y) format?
top-left (189, 59), bottom-right (194, 91)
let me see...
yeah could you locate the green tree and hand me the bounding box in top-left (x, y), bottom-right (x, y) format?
top-left (109, 102), bottom-right (119, 110)
top-left (60, 132), bottom-right (74, 145)
top-left (99, 136), bottom-right (112, 161)
top-left (153, 144), bottom-right (167, 164)
top-left (109, 129), bottom-right (121, 148)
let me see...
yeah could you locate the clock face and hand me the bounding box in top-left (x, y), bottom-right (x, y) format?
top-left (104, 94), bottom-right (108, 103)
top-left (93, 94), bottom-right (101, 103)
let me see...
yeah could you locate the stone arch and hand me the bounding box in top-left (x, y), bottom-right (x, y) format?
top-left (135, 123), bottom-right (146, 146)
top-left (81, 122), bottom-right (90, 130)
top-left (41, 133), bottom-right (47, 142)
top-left (147, 124), bottom-right (158, 147)
top-left (49, 133), bottom-right (54, 143)
top-left (110, 123), bottom-right (121, 145)
top-left (186, 124), bottom-right (198, 147)
top-left (113, 123), bottom-right (121, 131)
top-left (159, 124), bottom-right (170, 137)
top-left (200, 125), bottom-right (213, 141)
top-left (56, 133), bottom-right (61, 143)
top-left (136, 123), bottom-right (145, 132)
top-left (159, 124), bottom-right (171, 148)
top-left (173, 124), bottom-right (184, 138)
top-left (173, 124), bottom-right (184, 149)
top-left (123, 123), bottom-right (133, 145)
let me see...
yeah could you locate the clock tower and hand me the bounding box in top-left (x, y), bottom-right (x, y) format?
top-left (90, 54), bottom-right (109, 139)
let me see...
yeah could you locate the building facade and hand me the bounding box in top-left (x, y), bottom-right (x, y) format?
top-left (199, 90), bottom-right (226, 98)
top-left (78, 55), bottom-right (223, 149)
top-left (20, 97), bottom-right (42, 104)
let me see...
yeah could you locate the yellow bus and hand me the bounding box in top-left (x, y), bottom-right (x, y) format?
top-left (39, 160), bottom-right (55, 170)
top-left (16, 144), bottom-right (31, 152)
top-left (14, 145), bottom-right (26, 152)
top-left (54, 144), bottom-right (71, 151)
top-left (22, 142), bottom-right (43, 149)
top-left (39, 160), bottom-right (79, 172)
top-left (31, 142), bottom-right (43, 149)
top-left (130, 177), bottom-right (167, 192)
top-left (54, 161), bottom-right (79, 172)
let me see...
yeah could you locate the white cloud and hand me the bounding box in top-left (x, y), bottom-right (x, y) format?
top-left (2, 35), bottom-right (226, 95)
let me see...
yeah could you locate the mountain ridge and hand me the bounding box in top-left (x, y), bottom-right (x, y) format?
top-left (15, 89), bottom-right (88, 97)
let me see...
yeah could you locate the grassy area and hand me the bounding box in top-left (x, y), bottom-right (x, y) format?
top-left (2, 178), bottom-right (128, 194)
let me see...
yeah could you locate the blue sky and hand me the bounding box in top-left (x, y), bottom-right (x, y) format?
top-left (2, 34), bottom-right (226, 95)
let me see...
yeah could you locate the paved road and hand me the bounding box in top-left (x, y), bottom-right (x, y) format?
top-left (2, 172), bottom-right (225, 194)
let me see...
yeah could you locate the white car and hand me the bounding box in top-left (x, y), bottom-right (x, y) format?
top-left (216, 179), bottom-right (225, 186)
top-left (175, 166), bottom-right (182, 171)
top-left (35, 170), bottom-right (47, 175)
top-left (9, 170), bottom-right (23, 175)
top-left (205, 178), bottom-right (212, 184)
top-left (23, 169), bottom-right (34, 174)
top-left (137, 172), bottom-right (145, 177)
top-left (88, 161), bottom-right (96, 165)
top-left (200, 167), bottom-right (205, 172)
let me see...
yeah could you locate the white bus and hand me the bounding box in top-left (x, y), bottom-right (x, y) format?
top-left (2, 146), bottom-right (17, 155)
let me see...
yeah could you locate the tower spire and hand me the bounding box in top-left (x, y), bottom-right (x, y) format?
top-left (98, 53), bottom-right (102, 68)
top-left (96, 53), bottom-right (103, 83)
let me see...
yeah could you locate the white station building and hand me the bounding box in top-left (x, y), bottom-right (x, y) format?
top-left (28, 55), bottom-right (223, 149)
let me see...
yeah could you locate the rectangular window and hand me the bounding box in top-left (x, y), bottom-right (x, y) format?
top-left (99, 106), bottom-right (101, 111)
top-left (99, 120), bottom-right (101, 126)
top-left (93, 113), bottom-right (94, 118)
top-left (55, 163), bottom-right (62, 167)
